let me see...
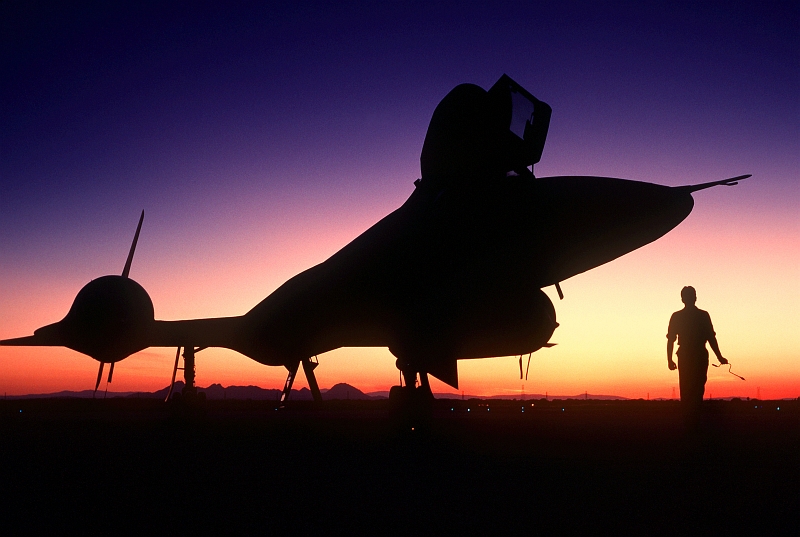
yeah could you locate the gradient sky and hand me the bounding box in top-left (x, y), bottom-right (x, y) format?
top-left (1, 1), bottom-right (798, 398)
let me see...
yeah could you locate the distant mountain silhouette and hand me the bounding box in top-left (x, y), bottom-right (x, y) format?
top-left (9, 385), bottom-right (765, 401)
top-left (322, 383), bottom-right (375, 400)
top-left (4, 381), bottom-right (379, 400)
top-left (189, 383), bottom-right (282, 400)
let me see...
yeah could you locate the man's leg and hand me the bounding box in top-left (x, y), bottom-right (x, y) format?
top-left (678, 360), bottom-right (699, 404)
top-left (679, 354), bottom-right (705, 431)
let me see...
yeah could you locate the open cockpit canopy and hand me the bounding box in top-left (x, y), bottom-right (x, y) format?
top-left (488, 74), bottom-right (552, 172)
top-left (420, 74), bottom-right (551, 183)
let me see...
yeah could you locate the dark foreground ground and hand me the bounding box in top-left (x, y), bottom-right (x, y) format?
top-left (1, 398), bottom-right (797, 535)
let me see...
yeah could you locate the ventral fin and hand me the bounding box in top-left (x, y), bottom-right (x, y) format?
top-left (427, 359), bottom-right (459, 389)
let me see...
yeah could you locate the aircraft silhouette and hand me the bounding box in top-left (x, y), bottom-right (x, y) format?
top-left (1, 75), bottom-right (749, 404)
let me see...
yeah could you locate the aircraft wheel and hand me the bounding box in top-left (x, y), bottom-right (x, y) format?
top-left (388, 385), bottom-right (409, 408)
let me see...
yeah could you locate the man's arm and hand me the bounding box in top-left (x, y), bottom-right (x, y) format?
top-left (708, 335), bottom-right (727, 364)
top-left (705, 312), bottom-right (728, 364)
top-left (667, 337), bottom-right (677, 370)
top-left (666, 314), bottom-right (677, 370)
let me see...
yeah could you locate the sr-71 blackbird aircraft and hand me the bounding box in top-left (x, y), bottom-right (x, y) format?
top-left (2, 75), bottom-right (749, 405)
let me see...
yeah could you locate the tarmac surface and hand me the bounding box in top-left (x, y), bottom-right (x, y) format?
top-left (1, 398), bottom-right (797, 535)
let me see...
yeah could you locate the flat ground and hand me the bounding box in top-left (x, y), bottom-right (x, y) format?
top-left (1, 398), bottom-right (796, 535)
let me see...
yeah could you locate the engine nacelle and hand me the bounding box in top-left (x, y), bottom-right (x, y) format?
top-left (449, 288), bottom-right (558, 359)
top-left (391, 287), bottom-right (558, 363)
top-left (36, 275), bottom-right (155, 363)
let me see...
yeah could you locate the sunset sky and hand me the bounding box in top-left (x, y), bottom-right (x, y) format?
top-left (1, 1), bottom-right (797, 399)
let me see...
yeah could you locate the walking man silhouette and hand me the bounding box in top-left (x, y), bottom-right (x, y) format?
top-left (667, 286), bottom-right (727, 406)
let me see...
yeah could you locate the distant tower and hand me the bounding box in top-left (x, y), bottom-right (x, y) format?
top-left (672, 387), bottom-right (676, 400)
top-left (757, 387), bottom-right (761, 399)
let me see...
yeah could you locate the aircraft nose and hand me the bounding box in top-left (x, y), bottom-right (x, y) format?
top-left (536, 176), bottom-right (694, 284)
top-left (578, 176), bottom-right (694, 232)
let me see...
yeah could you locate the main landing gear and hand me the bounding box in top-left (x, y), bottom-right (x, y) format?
top-left (389, 359), bottom-right (434, 431)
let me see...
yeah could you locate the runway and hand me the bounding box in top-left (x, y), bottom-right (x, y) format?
top-left (1, 398), bottom-right (796, 535)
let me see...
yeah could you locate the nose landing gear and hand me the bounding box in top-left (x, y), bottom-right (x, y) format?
top-left (165, 346), bottom-right (207, 404)
top-left (279, 356), bottom-right (323, 408)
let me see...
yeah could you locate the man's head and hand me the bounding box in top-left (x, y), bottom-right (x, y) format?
top-left (680, 286), bottom-right (697, 305)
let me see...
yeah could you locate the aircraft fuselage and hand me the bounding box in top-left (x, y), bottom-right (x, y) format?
top-left (218, 175), bottom-right (694, 378)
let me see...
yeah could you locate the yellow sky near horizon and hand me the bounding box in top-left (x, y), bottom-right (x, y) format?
top-left (1, 176), bottom-right (797, 399)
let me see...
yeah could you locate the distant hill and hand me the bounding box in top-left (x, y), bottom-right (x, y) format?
top-left (5, 381), bottom-right (379, 401)
top-left (6, 384), bottom-right (768, 402)
top-left (190, 383), bottom-right (281, 400)
top-left (323, 383), bottom-right (375, 400)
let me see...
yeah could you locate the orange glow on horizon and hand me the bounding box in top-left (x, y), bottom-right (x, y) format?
top-left (1, 181), bottom-right (797, 399)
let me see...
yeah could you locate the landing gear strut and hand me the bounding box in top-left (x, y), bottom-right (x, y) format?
top-left (279, 356), bottom-right (323, 407)
top-left (182, 346), bottom-right (196, 396)
top-left (392, 359), bottom-right (434, 397)
top-left (389, 359), bottom-right (434, 430)
top-left (165, 346), bottom-right (206, 403)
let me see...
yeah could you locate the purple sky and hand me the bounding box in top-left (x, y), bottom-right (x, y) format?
top-left (1, 1), bottom-right (798, 396)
